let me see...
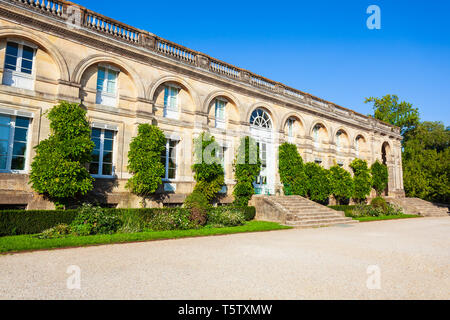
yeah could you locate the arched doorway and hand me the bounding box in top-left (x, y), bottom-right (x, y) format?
top-left (250, 108), bottom-right (275, 195)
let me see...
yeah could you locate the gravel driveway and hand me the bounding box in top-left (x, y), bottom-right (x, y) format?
top-left (1, 217), bottom-right (449, 300)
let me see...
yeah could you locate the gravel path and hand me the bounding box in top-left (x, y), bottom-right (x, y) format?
top-left (1, 217), bottom-right (449, 300)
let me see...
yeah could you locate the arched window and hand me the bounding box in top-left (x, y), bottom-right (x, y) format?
top-left (215, 98), bottom-right (226, 129)
top-left (286, 118), bottom-right (295, 138)
top-left (336, 131), bottom-right (342, 151)
top-left (250, 109), bottom-right (272, 129)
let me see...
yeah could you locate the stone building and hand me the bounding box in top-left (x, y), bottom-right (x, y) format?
top-left (0, 0), bottom-right (405, 209)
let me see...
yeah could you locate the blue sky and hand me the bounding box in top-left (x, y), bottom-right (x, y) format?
top-left (75, 0), bottom-right (450, 125)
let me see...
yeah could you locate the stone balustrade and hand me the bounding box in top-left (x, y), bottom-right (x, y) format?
top-left (250, 75), bottom-right (276, 91)
top-left (210, 59), bottom-right (240, 79)
top-left (84, 10), bottom-right (140, 43)
top-left (13, 0), bottom-right (64, 17)
top-left (156, 39), bottom-right (196, 64)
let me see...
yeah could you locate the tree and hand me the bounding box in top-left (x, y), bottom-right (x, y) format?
top-left (365, 94), bottom-right (420, 135)
top-left (191, 132), bottom-right (225, 202)
top-left (126, 124), bottom-right (166, 201)
top-left (29, 102), bottom-right (94, 206)
top-left (233, 136), bottom-right (261, 206)
top-left (402, 122), bottom-right (449, 204)
top-left (304, 162), bottom-right (331, 204)
top-left (278, 143), bottom-right (307, 196)
top-left (329, 165), bottom-right (354, 205)
top-left (371, 160), bottom-right (389, 196)
top-left (350, 159), bottom-right (372, 203)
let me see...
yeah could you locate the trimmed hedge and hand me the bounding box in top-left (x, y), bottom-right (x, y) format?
top-left (0, 206), bottom-right (257, 237)
top-left (0, 209), bottom-right (79, 236)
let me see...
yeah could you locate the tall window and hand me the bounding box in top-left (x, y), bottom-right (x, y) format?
top-left (217, 146), bottom-right (227, 176)
top-left (355, 137), bottom-right (360, 157)
top-left (96, 66), bottom-right (118, 106)
top-left (215, 99), bottom-right (226, 129)
top-left (164, 86), bottom-right (179, 118)
top-left (0, 114), bottom-right (30, 172)
top-left (3, 42), bottom-right (36, 90)
top-left (313, 125), bottom-right (320, 148)
top-left (90, 128), bottom-right (115, 177)
top-left (336, 131), bottom-right (342, 152)
top-left (161, 139), bottom-right (177, 180)
top-left (287, 118), bottom-right (295, 138)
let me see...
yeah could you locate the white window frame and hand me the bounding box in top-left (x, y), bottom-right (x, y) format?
top-left (313, 125), bottom-right (320, 148)
top-left (336, 131), bottom-right (342, 152)
top-left (0, 113), bottom-right (31, 174)
top-left (215, 98), bottom-right (227, 129)
top-left (96, 64), bottom-right (119, 107)
top-left (90, 127), bottom-right (116, 178)
top-left (162, 139), bottom-right (178, 181)
top-left (2, 39), bottom-right (37, 90)
top-left (355, 138), bottom-right (360, 157)
top-left (163, 85), bottom-right (180, 119)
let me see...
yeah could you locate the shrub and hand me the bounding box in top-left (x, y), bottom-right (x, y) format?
top-left (329, 165), bottom-right (354, 205)
top-left (350, 159), bottom-right (372, 203)
top-left (371, 160), bottom-right (389, 196)
top-left (126, 124), bottom-right (166, 202)
top-left (37, 224), bottom-right (71, 239)
top-left (191, 132), bottom-right (225, 201)
top-left (351, 204), bottom-right (384, 217)
top-left (207, 208), bottom-right (245, 227)
top-left (278, 143), bottom-right (308, 196)
top-left (233, 136), bottom-right (261, 206)
top-left (0, 209), bottom-right (78, 236)
top-left (304, 162), bottom-right (331, 204)
top-left (141, 208), bottom-right (197, 231)
top-left (385, 203), bottom-right (404, 216)
top-left (70, 204), bottom-right (122, 236)
top-left (184, 191), bottom-right (210, 227)
top-left (29, 102), bottom-right (95, 206)
top-left (240, 206), bottom-right (256, 221)
top-left (118, 209), bottom-right (144, 234)
top-left (370, 197), bottom-right (388, 213)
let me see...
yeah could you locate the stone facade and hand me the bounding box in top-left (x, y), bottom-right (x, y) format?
top-left (0, 0), bottom-right (405, 209)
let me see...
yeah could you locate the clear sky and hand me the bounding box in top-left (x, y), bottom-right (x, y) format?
top-left (74, 0), bottom-right (450, 126)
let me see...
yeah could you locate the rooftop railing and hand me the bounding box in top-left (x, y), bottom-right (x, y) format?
top-left (5, 0), bottom-right (398, 133)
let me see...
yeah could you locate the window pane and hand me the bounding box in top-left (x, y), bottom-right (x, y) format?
top-left (0, 155), bottom-right (7, 169)
top-left (0, 141), bottom-right (8, 155)
top-left (103, 139), bottom-right (113, 152)
top-left (104, 130), bottom-right (114, 140)
top-left (4, 55), bottom-right (17, 71)
top-left (103, 151), bottom-right (113, 163)
top-left (92, 137), bottom-right (101, 150)
top-left (22, 46), bottom-right (34, 60)
top-left (91, 128), bottom-right (101, 138)
top-left (107, 70), bottom-right (117, 81)
top-left (6, 43), bottom-right (18, 56)
top-left (0, 115), bottom-right (10, 126)
top-left (106, 80), bottom-right (115, 94)
top-left (14, 128), bottom-right (28, 142)
top-left (102, 164), bottom-right (112, 176)
top-left (97, 68), bottom-right (105, 91)
top-left (13, 142), bottom-right (26, 156)
top-left (15, 117), bottom-right (29, 128)
top-left (21, 59), bottom-right (33, 74)
top-left (11, 156), bottom-right (25, 170)
top-left (0, 125), bottom-right (10, 140)
top-left (91, 150), bottom-right (100, 163)
top-left (89, 163), bottom-right (99, 175)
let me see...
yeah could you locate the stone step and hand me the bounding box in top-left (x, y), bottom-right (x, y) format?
top-left (285, 219), bottom-right (358, 228)
top-left (287, 214), bottom-right (344, 221)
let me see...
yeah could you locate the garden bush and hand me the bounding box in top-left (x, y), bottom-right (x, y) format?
top-left (329, 165), bottom-right (354, 205)
top-left (304, 162), bottom-right (332, 204)
top-left (350, 159), bottom-right (372, 203)
top-left (371, 160), bottom-right (389, 196)
top-left (191, 132), bottom-right (225, 201)
top-left (139, 208), bottom-right (197, 231)
top-left (184, 191), bottom-right (210, 227)
top-left (207, 208), bottom-right (245, 227)
top-left (233, 136), bottom-right (261, 206)
top-left (278, 143), bottom-right (308, 196)
top-left (70, 204), bottom-right (122, 236)
top-left (370, 197), bottom-right (388, 213)
top-left (37, 224), bottom-right (71, 239)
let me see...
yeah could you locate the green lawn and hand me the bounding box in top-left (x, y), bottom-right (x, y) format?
top-left (0, 221), bottom-right (290, 254)
top-left (353, 214), bottom-right (421, 222)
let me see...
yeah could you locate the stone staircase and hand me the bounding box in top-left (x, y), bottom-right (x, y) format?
top-left (388, 197), bottom-right (449, 217)
top-left (254, 195), bottom-right (358, 228)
